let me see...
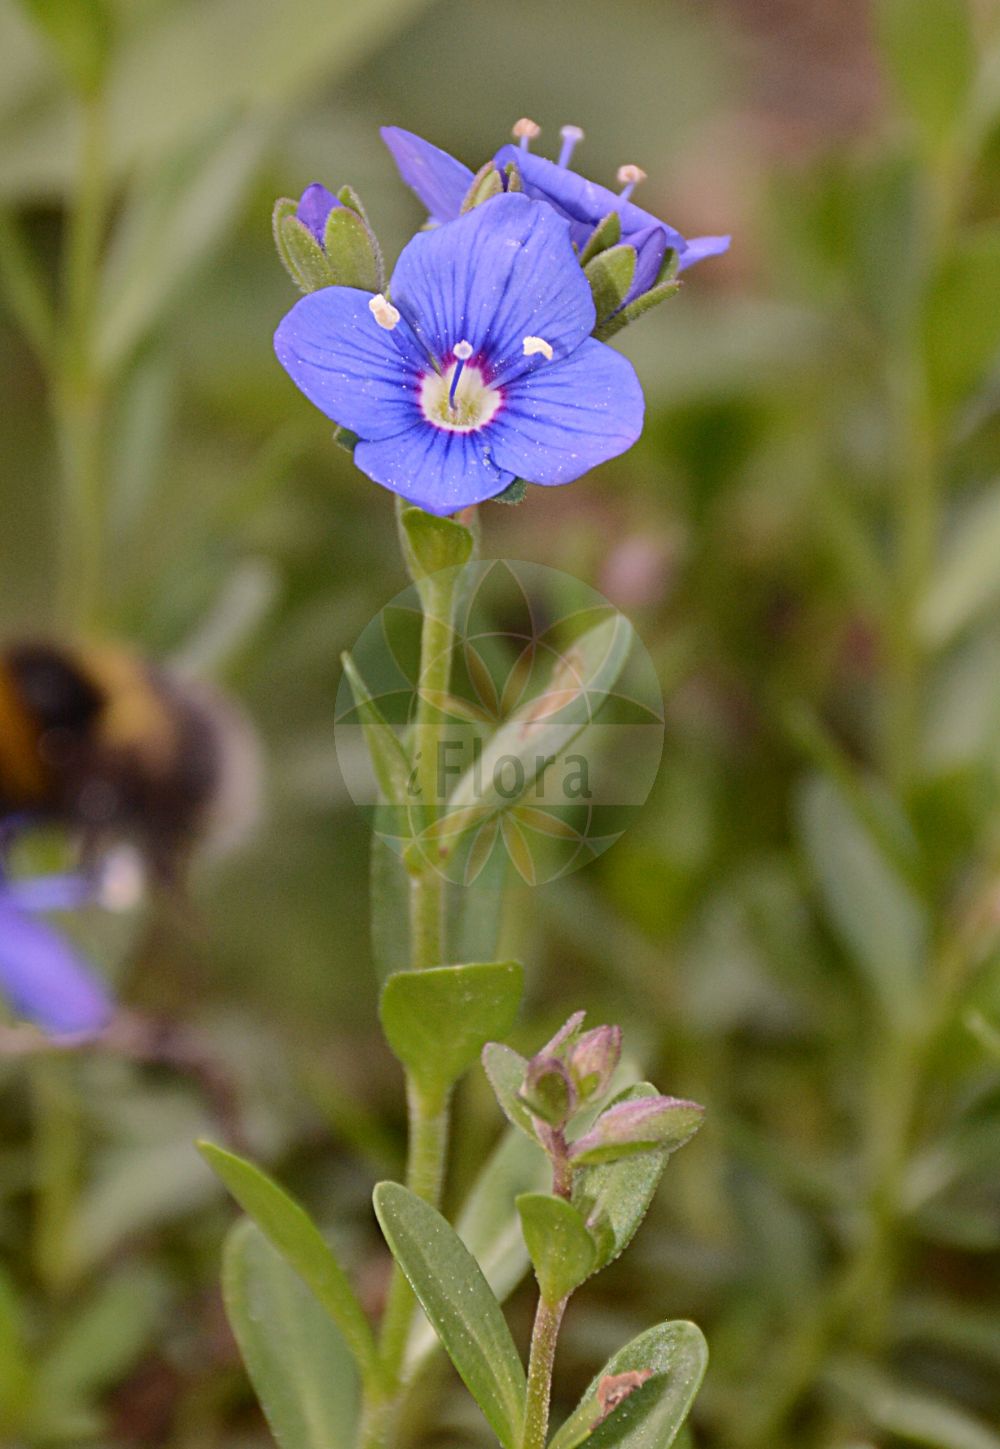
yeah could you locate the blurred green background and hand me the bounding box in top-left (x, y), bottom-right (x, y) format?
top-left (2, 0), bottom-right (1000, 1445)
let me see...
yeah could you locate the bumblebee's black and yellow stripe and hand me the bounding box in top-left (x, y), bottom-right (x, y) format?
top-left (0, 641), bottom-right (254, 880)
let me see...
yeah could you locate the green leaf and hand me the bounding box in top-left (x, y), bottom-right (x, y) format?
top-left (795, 773), bottom-right (928, 1025)
top-left (17, 0), bottom-right (110, 95)
top-left (35, 1266), bottom-right (166, 1410)
top-left (223, 1221), bottom-right (359, 1449)
top-left (920, 479), bottom-right (1000, 647)
top-left (482, 1042), bottom-right (539, 1142)
top-left (324, 205), bottom-right (381, 292)
top-left (340, 650), bottom-right (412, 804)
top-left (579, 212), bottom-right (623, 267)
top-left (198, 1143), bottom-right (380, 1385)
top-left (573, 1085), bottom-right (672, 1271)
top-left (373, 1182), bottom-right (526, 1449)
top-left (517, 1193), bottom-right (595, 1304)
top-left (923, 227), bottom-right (1000, 412)
top-left (96, 120), bottom-right (267, 374)
top-left (492, 478), bottom-right (529, 506)
top-left (826, 1358), bottom-right (1000, 1449)
top-left (399, 506), bottom-right (474, 581)
top-left (549, 1320), bottom-right (708, 1449)
top-left (409, 1128), bottom-right (548, 1372)
top-left (585, 244), bottom-right (637, 323)
top-left (380, 960), bottom-right (524, 1103)
top-left (877, 0), bottom-right (975, 145)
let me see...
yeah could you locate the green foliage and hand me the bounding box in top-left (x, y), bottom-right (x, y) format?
top-left (373, 1182), bottom-right (527, 1449)
top-left (572, 1085), bottom-right (673, 1271)
top-left (877, 0), bottom-right (975, 145)
top-left (198, 1143), bottom-right (380, 1385)
top-left (398, 505), bottom-right (475, 580)
top-left (379, 959), bottom-right (524, 1103)
top-left (17, 0), bottom-right (111, 95)
top-left (585, 244), bottom-right (637, 325)
top-left (222, 1220), bottom-right (360, 1449)
top-left (516, 1192), bottom-right (596, 1304)
top-left (549, 1321), bottom-right (708, 1449)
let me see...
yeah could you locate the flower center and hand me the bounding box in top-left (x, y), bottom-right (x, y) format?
top-left (420, 344), bottom-right (502, 433)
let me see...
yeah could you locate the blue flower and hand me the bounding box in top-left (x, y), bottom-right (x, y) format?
top-left (381, 123), bottom-right (730, 306)
top-left (274, 192), bottom-right (644, 515)
top-left (0, 869), bottom-right (113, 1038)
top-left (295, 182), bottom-right (341, 247)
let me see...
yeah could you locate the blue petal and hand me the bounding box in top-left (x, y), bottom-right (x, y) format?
top-left (0, 899), bottom-right (113, 1037)
top-left (677, 234), bottom-right (731, 271)
top-left (274, 287), bottom-right (426, 441)
top-left (296, 183), bottom-right (340, 246)
top-left (355, 423), bottom-right (514, 514)
top-left (390, 193), bottom-right (595, 384)
top-left (494, 145), bottom-right (686, 255)
top-left (488, 339), bottom-right (644, 486)
top-left (381, 127), bottom-right (473, 224)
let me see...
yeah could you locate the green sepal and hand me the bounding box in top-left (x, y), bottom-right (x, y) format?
top-left (373, 1183), bottom-right (527, 1449)
top-left (492, 478), bottom-right (528, 506)
top-left (656, 248), bottom-right (680, 285)
top-left (518, 1059), bottom-right (573, 1127)
top-left (197, 1143), bottom-right (381, 1388)
top-left (340, 651), bottom-right (412, 804)
top-left (462, 162), bottom-right (505, 213)
top-left (572, 1085), bottom-right (670, 1272)
top-left (323, 206), bottom-right (381, 292)
top-left (380, 961), bottom-right (524, 1105)
top-left (273, 204), bottom-right (334, 293)
top-left (482, 1042), bottom-right (540, 1142)
top-left (548, 1320), bottom-right (708, 1449)
top-left (594, 280), bottom-right (681, 341)
top-left (579, 212), bottom-right (623, 267)
top-left (516, 1193), bottom-right (596, 1305)
top-left (334, 426), bottom-right (360, 453)
top-left (399, 505), bottom-right (474, 580)
top-left (585, 245), bottom-right (637, 324)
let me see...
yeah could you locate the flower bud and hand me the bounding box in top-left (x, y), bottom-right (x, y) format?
top-left (537, 1009), bottom-right (586, 1060)
top-left (272, 183), bottom-right (384, 294)
top-left (569, 1024), bottom-right (622, 1102)
top-left (518, 1053), bottom-right (576, 1127)
top-left (568, 1094), bottom-right (704, 1165)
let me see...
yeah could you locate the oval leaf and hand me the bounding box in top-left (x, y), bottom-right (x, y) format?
top-left (380, 960), bottom-right (524, 1102)
top-left (373, 1181), bottom-right (526, 1449)
top-left (516, 1193), bottom-right (596, 1305)
top-left (549, 1321), bottom-right (708, 1449)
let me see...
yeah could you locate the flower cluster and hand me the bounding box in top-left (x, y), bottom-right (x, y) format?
top-left (273, 118), bottom-right (729, 517)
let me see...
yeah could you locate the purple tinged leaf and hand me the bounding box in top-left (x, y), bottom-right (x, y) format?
top-left (569, 1024), bottom-right (622, 1101)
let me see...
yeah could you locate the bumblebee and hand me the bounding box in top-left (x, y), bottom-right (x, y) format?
top-left (0, 640), bottom-right (260, 881)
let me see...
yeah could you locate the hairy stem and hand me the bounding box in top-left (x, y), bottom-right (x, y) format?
top-left (523, 1296), bottom-right (568, 1449)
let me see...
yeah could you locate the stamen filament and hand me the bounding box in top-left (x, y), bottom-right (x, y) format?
top-left (558, 125), bottom-right (584, 169)
top-left (449, 340), bottom-right (474, 408)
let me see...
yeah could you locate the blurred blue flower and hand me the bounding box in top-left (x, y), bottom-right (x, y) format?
top-left (0, 867), bottom-right (113, 1038)
top-left (274, 192), bottom-right (643, 515)
top-left (381, 123), bottom-right (730, 307)
top-left (295, 182), bottom-right (341, 247)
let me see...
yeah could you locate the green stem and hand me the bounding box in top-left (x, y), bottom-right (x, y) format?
top-left (30, 1057), bottom-right (82, 1297)
top-left (523, 1296), bottom-right (567, 1449)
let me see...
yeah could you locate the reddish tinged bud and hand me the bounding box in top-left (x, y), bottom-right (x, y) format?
top-left (537, 1009), bottom-right (586, 1060)
top-left (568, 1094), bottom-right (704, 1165)
top-left (569, 1024), bottom-right (622, 1101)
top-left (519, 1053), bottom-right (576, 1127)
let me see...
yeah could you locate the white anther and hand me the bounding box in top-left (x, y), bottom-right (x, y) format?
top-left (369, 294), bottom-right (401, 330)
top-left (513, 117), bottom-right (541, 139)
top-left (617, 164), bottom-right (647, 187)
top-left (523, 335), bottom-right (554, 361)
top-left (560, 125), bottom-right (585, 143)
top-left (97, 846), bottom-right (146, 912)
top-left (453, 340), bottom-right (474, 360)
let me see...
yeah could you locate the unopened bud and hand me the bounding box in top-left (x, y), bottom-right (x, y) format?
top-left (569, 1024), bottom-right (621, 1101)
top-left (519, 1054), bottom-right (576, 1127)
top-left (537, 1010), bottom-right (586, 1060)
top-left (569, 1094), bottom-right (704, 1165)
